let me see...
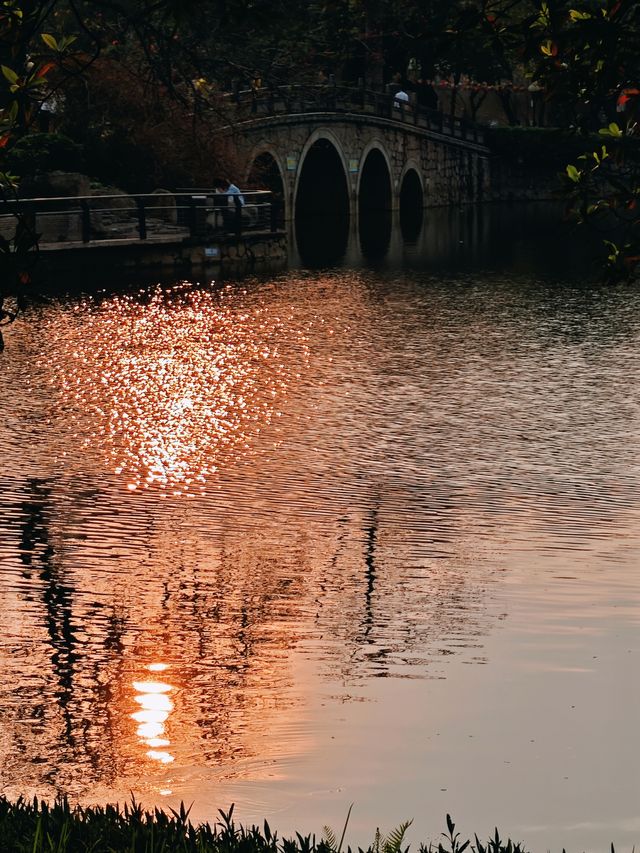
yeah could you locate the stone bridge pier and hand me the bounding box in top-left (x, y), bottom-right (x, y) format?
top-left (228, 112), bottom-right (490, 223)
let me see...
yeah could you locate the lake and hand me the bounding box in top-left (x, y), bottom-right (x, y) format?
top-left (1, 204), bottom-right (639, 852)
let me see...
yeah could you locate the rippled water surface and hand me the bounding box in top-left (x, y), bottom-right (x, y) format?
top-left (1, 209), bottom-right (640, 852)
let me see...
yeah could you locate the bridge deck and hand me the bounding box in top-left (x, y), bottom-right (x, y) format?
top-left (220, 84), bottom-right (486, 149)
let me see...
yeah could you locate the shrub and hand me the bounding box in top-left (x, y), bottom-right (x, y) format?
top-left (5, 133), bottom-right (84, 179)
top-left (485, 127), bottom-right (600, 170)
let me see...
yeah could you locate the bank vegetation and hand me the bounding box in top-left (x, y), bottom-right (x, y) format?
top-left (0, 797), bottom-right (538, 853)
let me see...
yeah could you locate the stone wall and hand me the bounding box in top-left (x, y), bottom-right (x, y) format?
top-left (218, 234), bottom-right (287, 266)
top-left (34, 233), bottom-right (288, 278)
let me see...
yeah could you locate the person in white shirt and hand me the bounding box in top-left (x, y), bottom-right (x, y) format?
top-left (215, 179), bottom-right (246, 230)
top-left (217, 178), bottom-right (245, 206)
top-left (394, 89), bottom-right (410, 108)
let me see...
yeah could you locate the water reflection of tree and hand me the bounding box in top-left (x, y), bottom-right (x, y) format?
top-left (3, 501), bottom-right (312, 798)
top-left (0, 273), bottom-right (507, 802)
top-left (312, 496), bottom-right (492, 686)
top-left (0, 466), bottom-right (497, 805)
top-left (5, 478), bottom-right (131, 795)
top-left (361, 505), bottom-right (379, 644)
top-left (18, 478), bottom-right (77, 750)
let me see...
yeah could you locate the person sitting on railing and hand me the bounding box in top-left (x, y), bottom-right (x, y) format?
top-left (215, 179), bottom-right (246, 231)
top-left (216, 178), bottom-right (245, 207)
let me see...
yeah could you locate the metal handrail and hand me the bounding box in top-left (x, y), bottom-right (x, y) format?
top-left (218, 83), bottom-right (485, 145)
top-left (0, 190), bottom-right (279, 245)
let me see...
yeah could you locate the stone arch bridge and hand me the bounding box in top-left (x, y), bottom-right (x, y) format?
top-left (220, 86), bottom-right (490, 222)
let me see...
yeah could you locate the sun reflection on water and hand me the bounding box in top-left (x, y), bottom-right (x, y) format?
top-left (42, 283), bottom-right (311, 493)
top-left (131, 669), bottom-right (176, 765)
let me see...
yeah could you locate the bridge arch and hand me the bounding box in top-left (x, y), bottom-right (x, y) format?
top-left (357, 143), bottom-right (393, 260)
top-left (399, 165), bottom-right (424, 242)
top-left (245, 146), bottom-right (286, 219)
top-left (399, 163), bottom-right (424, 213)
top-left (294, 130), bottom-right (350, 220)
top-left (357, 142), bottom-right (393, 213)
top-left (294, 130), bottom-right (350, 266)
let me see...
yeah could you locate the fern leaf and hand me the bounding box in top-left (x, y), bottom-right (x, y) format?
top-left (323, 826), bottom-right (338, 851)
top-left (374, 827), bottom-right (381, 853)
top-left (383, 820), bottom-right (413, 853)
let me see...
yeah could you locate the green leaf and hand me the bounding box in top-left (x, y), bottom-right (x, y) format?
top-left (598, 123), bottom-right (622, 137)
top-left (536, 3), bottom-right (551, 26)
top-left (41, 33), bottom-right (59, 51)
top-left (58, 34), bottom-right (77, 52)
top-left (1, 65), bottom-right (18, 84)
top-left (0, 170), bottom-right (19, 190)
top-left (566, 164), bottom-right (581, 182)
top-left (604, 240), bottom-right (620, 263)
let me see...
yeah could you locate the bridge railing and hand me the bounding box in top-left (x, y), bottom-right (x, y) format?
top-left (0, 190), bottom-right (278, 247)
top-left (221, 84), bottom-right (485, 145)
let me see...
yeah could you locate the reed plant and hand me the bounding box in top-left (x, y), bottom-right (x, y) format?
top-left (0, 797), bottom-right (620, 853)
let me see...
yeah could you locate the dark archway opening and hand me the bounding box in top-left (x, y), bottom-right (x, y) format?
top-left (247, 152), bottom-right (285, 227)
top-left (359, 149), bottom-right (392, 214)
top-left (399, 169), bottom-right (424, 242)
top-left (295, 138), bottom-right (349, 267)
top-left (358, 149), bottom-right (392, 260)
